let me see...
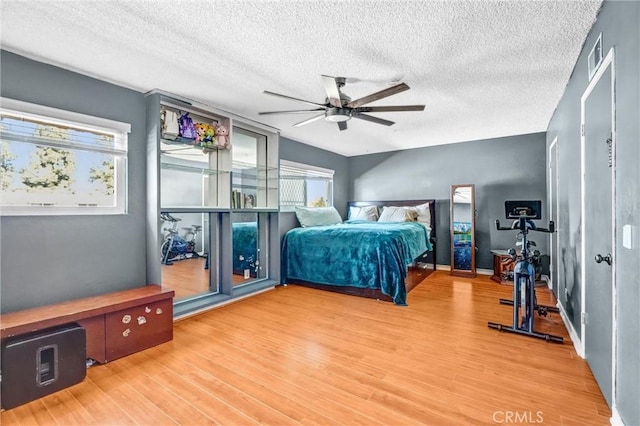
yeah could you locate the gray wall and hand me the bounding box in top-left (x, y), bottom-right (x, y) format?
top-left (278, 136), bottom-right (350, 239)
top-left (0, 50), bottom-right (148, 313)
top-left (546, 1), bottom-right (639, 423)
top-left (348, 133), bottom-right (548, 270)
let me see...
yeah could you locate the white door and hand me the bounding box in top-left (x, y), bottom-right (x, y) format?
top-left (581, 48), bottom-right (615, 408)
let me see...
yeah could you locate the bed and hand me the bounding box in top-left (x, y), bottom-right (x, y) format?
top-left (233, 222), bottom-right (258, 276)
top-left (281, 199), bottom-right (437, 305)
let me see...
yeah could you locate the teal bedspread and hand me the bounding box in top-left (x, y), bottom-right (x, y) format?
top-left (233, 222), bottom-right (257, 275)
top-left (281, 221), bottom-right (432, 305)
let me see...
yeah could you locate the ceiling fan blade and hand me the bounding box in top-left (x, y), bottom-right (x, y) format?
top-left (292, 113), bottom-right (326, 128)
top-left (263, 90), bottom-right (326, 108)
top-left (352, 113), bottom-right (395, 126)
top-left (357, 105), bottom-right (425, 113)
top-left (346, 82), bottom-right (410, 108)
top-left (259, 108), bottom-right (326, 115)
top-left (321, 75), bottom-right (343, 108)
top-left (337, 121), bottom-right (348, 131)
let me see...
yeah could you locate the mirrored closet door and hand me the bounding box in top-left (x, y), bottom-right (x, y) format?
top-left (451, 184), bottom-right (476, 277)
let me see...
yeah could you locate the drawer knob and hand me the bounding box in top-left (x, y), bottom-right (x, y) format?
top-left (137, 316), bottom-right (147, 325)
top-left (123, 328), bottom-right (131, 337)
top-left (122, 314), bottom-right (131, 324)
top-left (156, 307), bottom-right (163, 315)
top-left (145, 307), bottom-right (151, 313)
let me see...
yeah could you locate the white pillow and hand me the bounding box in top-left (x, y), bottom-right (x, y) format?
top-left (378, 206), bottom-right (417, 222)
top-left (295, 206), bottom-right (342, 227)
top-left (410, 202), bottom-right (431, 227)
top-left (348, 205), bottom-right (379, 221)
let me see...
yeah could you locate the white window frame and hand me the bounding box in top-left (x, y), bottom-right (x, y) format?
top-left (279, 159), bottom-right (334, 211)
top-left (0, 97), bottom-right (130, 216)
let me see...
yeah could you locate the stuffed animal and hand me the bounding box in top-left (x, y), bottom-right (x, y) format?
top-left (204, 125), bottom-right (216, 143)
top-left (194, 123), bottom-right (208, 142)
top-left (178, 112), bottom-right (197, 140)
top-left (215, 124), bottom-right (230, 149)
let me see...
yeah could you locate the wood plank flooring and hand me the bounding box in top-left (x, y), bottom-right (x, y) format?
top-left (2, 272), bottom-right (610, 425)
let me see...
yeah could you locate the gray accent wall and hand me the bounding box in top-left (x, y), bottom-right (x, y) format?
top-left (0, 50), bottom-right (148, 313)
top-left (546, 0), bottom-right (639, 423)
top-left (278, 136), bottom-right (350, 239)
top-left (348, 133), bottom-right (548, 270)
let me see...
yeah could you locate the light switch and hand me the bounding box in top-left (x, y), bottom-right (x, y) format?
top-left (622, 224), bottom-right (633, 249)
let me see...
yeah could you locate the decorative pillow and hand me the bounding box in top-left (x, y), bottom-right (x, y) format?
top-left (378, 206), bottom-right (417, 222)
top-left (348, 205), bottom-right (379, 221)
top-left (410, 202), bottom-right (431, 227)
top-left (295, 206), bottom-right (342, 227)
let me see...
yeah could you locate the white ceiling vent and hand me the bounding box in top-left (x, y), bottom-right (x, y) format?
top-left (588, 33), bottom-right (603, 81)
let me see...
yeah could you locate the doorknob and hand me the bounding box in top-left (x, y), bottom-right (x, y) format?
top-left (594, 253), bottom-right (612, 265)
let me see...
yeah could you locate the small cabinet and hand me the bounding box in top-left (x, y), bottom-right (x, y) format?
top-left (491, 250), bottom-right (515, 282)
top-left (451, 184), bottom-right (476, 277)
top-left (105, 298), bottom-right (173, 362)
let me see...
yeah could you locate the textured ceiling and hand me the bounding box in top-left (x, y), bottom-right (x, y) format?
top-left (1, 0), bottom-right (602, 157)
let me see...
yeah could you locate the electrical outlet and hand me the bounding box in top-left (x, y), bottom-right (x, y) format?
top-left (244, 269), bottom-right (250, 279)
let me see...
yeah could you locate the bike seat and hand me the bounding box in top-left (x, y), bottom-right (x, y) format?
top-left (192, 225), bottom-right (202, 230)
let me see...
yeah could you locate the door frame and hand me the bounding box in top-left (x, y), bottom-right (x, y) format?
top-left (548, 136), bottom-right (558, 291)
top-left (580, 46), bottom-right (616, 405)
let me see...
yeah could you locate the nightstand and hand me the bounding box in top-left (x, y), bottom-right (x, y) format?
top-left (490, 249), bottom-right (515, 283)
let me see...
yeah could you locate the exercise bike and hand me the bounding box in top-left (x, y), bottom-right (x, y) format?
top-left (488, 200), bottom-right (564, 343)
top-left (160, 213), bottom-right (203, 266)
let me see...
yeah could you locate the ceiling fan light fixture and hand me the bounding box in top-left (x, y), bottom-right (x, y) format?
top-left (325, 108), bottom-right (351, 122)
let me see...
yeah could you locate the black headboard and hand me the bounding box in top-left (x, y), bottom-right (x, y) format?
top-left (347, 199), bottom-right (436, 241)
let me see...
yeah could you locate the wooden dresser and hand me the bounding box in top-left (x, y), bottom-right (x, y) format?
top-left (1, 285), bottom-right (174, 364)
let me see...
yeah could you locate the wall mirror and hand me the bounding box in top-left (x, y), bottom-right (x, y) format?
top-left (451, 184), bottom-right (476, 277)
top-left (232, 212), bottom-right (267, 287)
top-left (160, 211), bottom-right (213, 301)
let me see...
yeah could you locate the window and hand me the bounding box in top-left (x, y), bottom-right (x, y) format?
top-left (0, 98), bottom-right (130, 215)
top-left (279, 160), bottom-right (333, 211)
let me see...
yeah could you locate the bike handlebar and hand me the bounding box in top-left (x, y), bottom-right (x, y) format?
top-left (495, 219), bottom-right (554, 233)
top-left (160, 213), bottom-right (181, 222)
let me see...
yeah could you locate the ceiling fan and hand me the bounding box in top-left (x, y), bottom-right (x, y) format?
top-left (259, 75), bottom-right (425, 131)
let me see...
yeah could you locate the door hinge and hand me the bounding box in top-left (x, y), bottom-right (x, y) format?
top-left (581, 124), bottom-right (585, 137)
top-left (582, 312), bottom-right (589, 325)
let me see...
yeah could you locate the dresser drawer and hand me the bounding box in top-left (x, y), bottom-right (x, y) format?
top-left (105, 299), bottom-right (173, 362)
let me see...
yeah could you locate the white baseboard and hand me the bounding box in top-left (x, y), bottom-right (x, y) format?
top-left (558, 302), bottom-right (584, 358)
top-left (541, 274), bottom-right (551, 289)
top-left (610, 405), bottom-right (625, 425)
top-left (435, 264), bottom-right (492, 276)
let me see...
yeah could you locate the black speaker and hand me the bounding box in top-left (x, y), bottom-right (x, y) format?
top-left (1, 323), bottom-right (86, 409)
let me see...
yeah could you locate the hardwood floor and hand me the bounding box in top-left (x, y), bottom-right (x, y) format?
top-left (2, 272), bottom-right (610, 425)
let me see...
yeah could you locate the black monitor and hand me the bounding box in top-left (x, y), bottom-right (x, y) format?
top-left (505, 200), bottom-right (541, 219)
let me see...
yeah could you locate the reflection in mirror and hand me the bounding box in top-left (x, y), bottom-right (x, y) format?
top-left (232, 128), bottom-right (258, 166)
top-left (233, 126), bottom-right (269, 209)
top-left (451, 184), bottom-right (476, 277)
top-left (160, 212), bottom-right (213, 301)
top-left (160, 113), bottom-right (220, 209)
top-left (232, 212), bottom-right (266, 286)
